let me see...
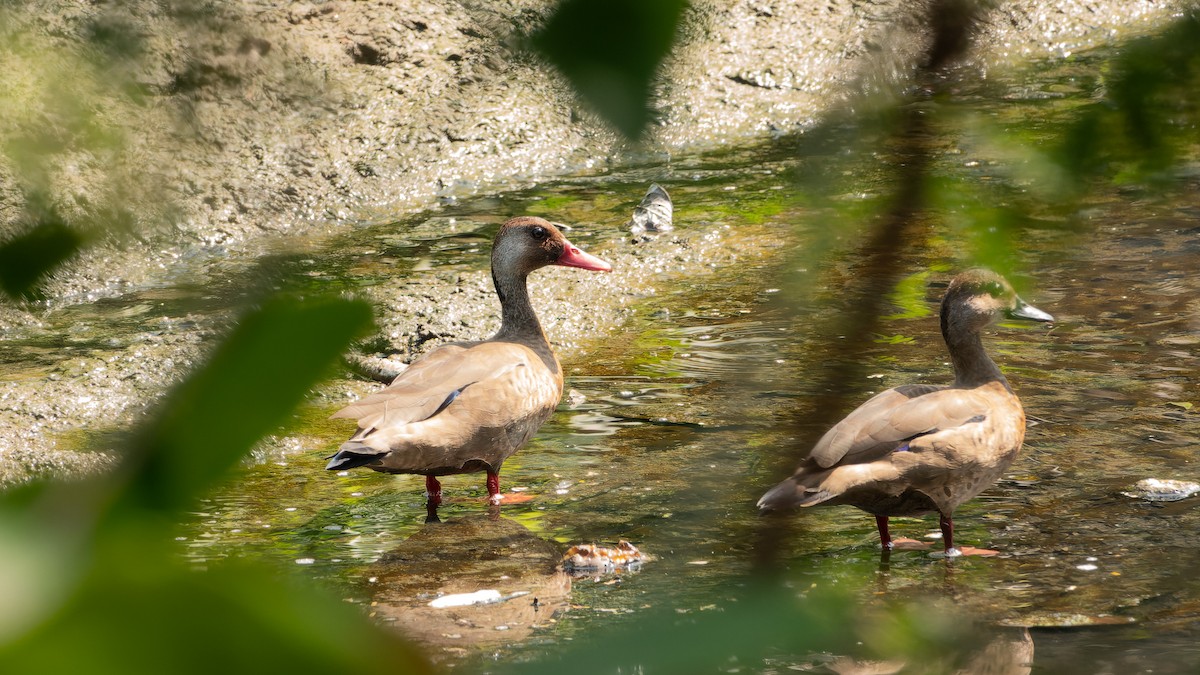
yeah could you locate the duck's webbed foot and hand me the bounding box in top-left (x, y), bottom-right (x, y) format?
top-left (890, 537), bottom-right (932, 551)
top-left (939, 546), bottom-right (998, 557)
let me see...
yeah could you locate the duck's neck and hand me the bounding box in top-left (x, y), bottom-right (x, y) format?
top-left (493, 270), bottom-right (561, 375)
top-left (493, 269), bottom-right (550, 345)
top-left (942, 312), bottom-right (1009, 391)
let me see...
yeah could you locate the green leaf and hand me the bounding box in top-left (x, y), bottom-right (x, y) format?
top-left (0, 221), bottom-right (84, 299)
top-left (532, 0), bottom-right (687, 140)
top-left (1057, 14), bottom-right (1200, 186)
top-left (499, 580), bottom-right (981, 675)
top-left (498, 582), bottom-right (859, 675)
top-left (120, 295), bottom-right (373, 512)
top-left (0, 559), bottom-right (432, 675)
top-left (885, 271), bottom-right (932, 320)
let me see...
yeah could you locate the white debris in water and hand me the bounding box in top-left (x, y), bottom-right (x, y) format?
top-left (429, 590), bottom-right (502, 608)
top-left (629, 184), bottom-right (673, 234)
top-left (295, 558), bottom-right (315, 565)
top-left (1121, 478), bottom-right (1200, 502)
top-left (1076, 564), bottom-right (1098, 571)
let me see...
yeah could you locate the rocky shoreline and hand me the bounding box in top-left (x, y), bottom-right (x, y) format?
top-left (2, 0), bottom-right (1185, 302)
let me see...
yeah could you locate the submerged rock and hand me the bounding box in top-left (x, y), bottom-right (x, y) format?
top-left (561, 540), bottom-right (645, 573)
top-left (1121, 478), bottom-right (1200, 502)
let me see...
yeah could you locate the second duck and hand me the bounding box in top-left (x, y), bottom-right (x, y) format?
top-left (758, 269), bottom-right (1053, 557)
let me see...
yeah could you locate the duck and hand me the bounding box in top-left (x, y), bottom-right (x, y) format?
top-left (757, 269), bottom-right (1053, 557)
top-left (326, 217), bottom-right (611, 517)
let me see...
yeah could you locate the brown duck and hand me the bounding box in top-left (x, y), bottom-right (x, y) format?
top-left (326, 217), bottom-right (611, 516)
top-left (758, 270), bottom-right (1053, 557)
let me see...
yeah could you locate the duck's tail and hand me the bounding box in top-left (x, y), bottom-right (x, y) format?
top-left (757, 476), bottom-right (836, 512)
top-left (756, 478), bottom-right (800, 512)
top-left (758, 462), bottom-right (901, 513)
top-left (325, 442), bottom-right (388, 471)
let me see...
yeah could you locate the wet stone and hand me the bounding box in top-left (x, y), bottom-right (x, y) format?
top-left (1121, 478), bottom-right (1200, 502)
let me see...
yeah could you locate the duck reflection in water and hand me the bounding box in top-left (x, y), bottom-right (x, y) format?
top-left (325, 217), bottom-right (611, 521)
top-left (759, 270), bottom-right (1053, 557)
top-left (366, 513), bottom-right (571, 657)
top-left (822, 626), bottom-right (1033, 675)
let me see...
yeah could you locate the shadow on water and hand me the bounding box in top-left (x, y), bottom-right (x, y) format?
top-left (4, 35), bottom-right (1200, 674)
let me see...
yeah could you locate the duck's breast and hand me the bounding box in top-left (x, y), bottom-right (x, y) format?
top-left (900, 382), bottom-right (1026, 511)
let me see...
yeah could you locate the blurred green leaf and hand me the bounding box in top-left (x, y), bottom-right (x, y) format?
top-left (499, 580), bottom-right (981, 674)
top-left (0, 556), bottom-right (432, 675)
top-left (0, 220), bottom-right (84, 299)
top-left (498, 581), bottom-right (858, 675)
top-left (121, 296), bottom-right (373, 513)
top-left (532, 0), bottom-right (687, 140)
top-left (928, 176), bottom-right (1025, 277)
top-left (1058, 14), bottom-right (1200, 186)
top-left (0, 483), bottom-right (91, 644)
top-left (885, 271), bottom-right (932, 320)
top-left (0, 292), bottom-right (429, 675)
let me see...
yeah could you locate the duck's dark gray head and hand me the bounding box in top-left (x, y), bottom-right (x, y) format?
top-left (942, 269), bottom-right (1053, 334)
top-left (491, 216), bottom-right (611, 278)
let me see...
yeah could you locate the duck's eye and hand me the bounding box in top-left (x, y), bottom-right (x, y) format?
top-left (530, 226), bottom-right (549, 241)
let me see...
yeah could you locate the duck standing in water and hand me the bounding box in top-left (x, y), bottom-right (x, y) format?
top-left (326, 217), bottom-right (611, 518)
top-left (758, 270), bottom-right (1053, 557)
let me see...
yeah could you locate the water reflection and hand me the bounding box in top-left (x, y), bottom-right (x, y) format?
top-left (366, 514), bottom-right (570, 660)
top-left (821, 627), bottom-right (1033, 675)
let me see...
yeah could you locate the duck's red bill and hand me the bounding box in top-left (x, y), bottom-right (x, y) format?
top-left (556, 240), bottom-right (612, 272)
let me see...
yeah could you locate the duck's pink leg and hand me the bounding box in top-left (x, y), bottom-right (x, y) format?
top-left (424, 475), bottom-right (443, 522)
top-left (876, 515), bottom-right (892, 549)
top-left (425, 475), bottom-right (442, 506)
top-left (879, 514), bottom-right (930, 551)
top-left (937, 513), bottom-right (997, 557)
top-left (939, 513), bottom-right (955, 553)
top-left (486, 471), bottom-right (503, 505)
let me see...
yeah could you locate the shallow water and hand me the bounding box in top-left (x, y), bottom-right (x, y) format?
top-left (8, 40), bottom-right (1200, 673)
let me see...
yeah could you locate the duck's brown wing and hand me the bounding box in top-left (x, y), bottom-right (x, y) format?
top-left (808, 384), bottom-right (991, 468)
top-left (328, 341), bottom-right (563, 473)
top-left (332, 341), bottom-right (555, 433)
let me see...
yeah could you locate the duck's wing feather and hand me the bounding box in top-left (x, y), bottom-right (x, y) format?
top-left (329, 341), bottom-right (563, 473)
top-left (808, 384), bottom-right (991, 468)
top-left (331, 341), bottom-right (557, 433)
